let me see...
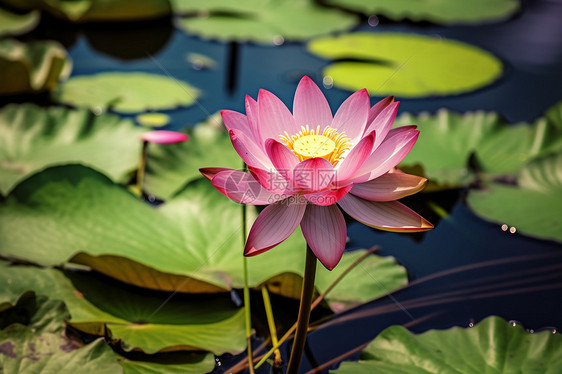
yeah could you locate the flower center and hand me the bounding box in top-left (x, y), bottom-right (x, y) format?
top-left (293, 135), bottom-right (335, 158)
top-left (280, 125), bottom-right (351, 166)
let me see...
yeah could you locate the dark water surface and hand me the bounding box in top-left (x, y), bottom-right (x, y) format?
top-left (18, 0), bottom-right (562, 372)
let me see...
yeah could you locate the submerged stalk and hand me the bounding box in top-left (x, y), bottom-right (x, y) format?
top-left (286, 245), bottom-right (317, 374)
top-left (261, 285), bottom-right (283, 371)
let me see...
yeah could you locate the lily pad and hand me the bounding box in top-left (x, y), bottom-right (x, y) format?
top-left (118, 353), bottom-right (215, 374)
top-left (0, 293), bottom-right (69, 334)
top-left (332, 316), bottom-right (562, 373)
top-left (135, 113), bottom-right (170, 127)
top-left (55, 72), bottom-right (200, 114)
top-left (144, 113), bottom-right (240, 199)
top-left (0, 325), bottom-right (122, 374)
top-left (0, 0), bottom-right (171, 22)
top-left (186, 53), bottom-right (217, 70)
top-left (0, 295), bottom-right (120, 374)
top-left (0, 165), bottom-right (407, 310)
top-left (307, 32), bottom-right (502, 98)
top-left (0, 38), bottom-right (72, 96)
top-left (393, 103), bottom-right (562, 189)
top-left (0, 104), bottom-right (146, 196)
top-left (0, 289), bottom-right (216, 372)
top-left (173, 0), bottom-right (358, 44)
top-left (0, 9), bottom-right (40, 37)
top-left (323, 0), bottom-right (520, 25)
top-left (467, 152), bottom-right (562, 243)
top-left (0, 262), bottom-right (246, 355)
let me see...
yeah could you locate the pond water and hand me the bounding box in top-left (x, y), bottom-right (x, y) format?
top-left (8, 0), bottom-right (562, 372)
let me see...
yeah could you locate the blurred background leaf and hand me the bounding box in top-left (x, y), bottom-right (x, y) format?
top-left (55, 72), bottom-right (200, 114)
top-left (307, 32), bottom-right (503, 98)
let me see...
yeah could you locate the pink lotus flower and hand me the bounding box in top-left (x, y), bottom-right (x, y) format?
top-left (201, 76), bottom-right (432, 270)
top-left (141, 130), bottom-right (189, 144)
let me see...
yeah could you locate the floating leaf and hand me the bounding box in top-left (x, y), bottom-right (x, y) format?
top-left (0, 9), bottom-right (40, 37)
top-left (394, 103), bottom-right (562, 189)
top-left (0, 289), bottom-right (215, 372)
top-left (0, 326), bottom-right (122, 374)
top-left (0, 0), bottom-right (171, 22)
top-left (0, 165), bottom-right (407, 310)
top-left (118, 353), bottom-right (215, 374)
top-left (332, 316), bottom-right (562, 373)
top-left (144, 113), bottom-right (239, 199)
top-left (186, 53), bottom-right (217, 70)
top-left (0, 294), bottom-right (120, 374)
top-left (467, 152), bottom-right (562, 243)
top-left (135, 113), bottom-right (170, 127)
top-left (307, 32), bottom-right (502, 98)
top-left (55, 72), bottom-right (200, 114)
top-left (0, 293), bottom-right (69, 334)
top-left (323, 0), bottom-right (520, 25)
top-left (0, 262), bottom-right (246, 355)
top-left (0, 39), bottom-right (71, 96)
top-left (0, 104), bottom-right (145, 196)
top-left (173, 0), bottom-right (358, 44)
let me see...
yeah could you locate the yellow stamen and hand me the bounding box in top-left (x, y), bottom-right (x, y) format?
top-left (280, 125), bottom-right (351, 166)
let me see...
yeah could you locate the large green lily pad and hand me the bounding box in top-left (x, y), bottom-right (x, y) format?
top-left (0, 0), bottom-right (171, 22)
top-left (0, 104), bottom-right (146, 196)
top-left (144, 113), bottom-right (240, 199)
top-left (467, 152), bottom-right (562, 243)
top-left (0, 262), bottom-right (245, 355)
top-left (0, 9), bottom-right (40, 37)
top-left (307, 32), bottom-right (502, 98)
top-left (1, 291), bottom-right (121, 374)
top-left (0, 288), bottom-right (217, 373)
top-left (0, 325), bottom-right (122, 374)
top-left (0, 38), bottom-right (71, 96)
top-left (332, 316), bottom-right (562, 373)
top-left (118, 353), bottom-right (215, 374)
top-left (173, 0), bottom-right (358, 44)
top-left (393, 103), bottom-right (562, 189)
top-left (323, 0), bottom-right (520, 25)
top-left (55, 72), bottom-right (200, 114)
top-left (0, 293), bottom-right (69, 334)
top-left (0, 165), bottom-right (407, 310)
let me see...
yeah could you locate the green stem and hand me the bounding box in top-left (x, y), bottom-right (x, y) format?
top-left (243, 256), bottom-right (255, 374)
top-left (136, 140), bottom-right (149, 196)
top-left (261, 286), bottom-right (283, 369)
top-left (241, 163), bottom-right (255, 374)
top-left (286, 245), bottom-right (317, 374)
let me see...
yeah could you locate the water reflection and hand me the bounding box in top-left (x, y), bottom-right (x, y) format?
top-left (83, 18), bottom-right (174, 60)
top-left (21, 13), bottom-right (174, 61)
